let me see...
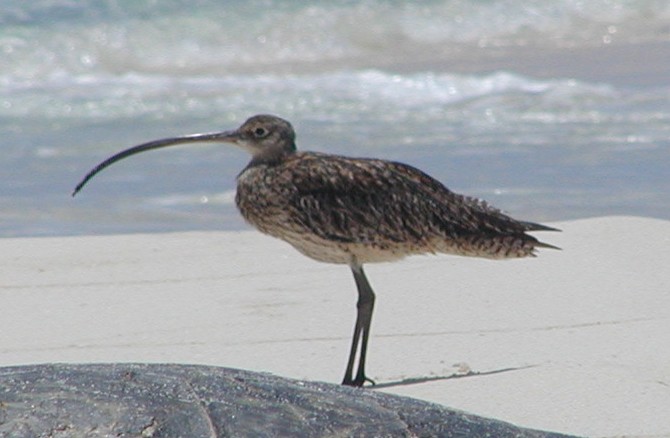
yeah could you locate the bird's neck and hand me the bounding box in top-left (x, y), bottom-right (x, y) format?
top-left (247, 147), bottom-right (295, 168)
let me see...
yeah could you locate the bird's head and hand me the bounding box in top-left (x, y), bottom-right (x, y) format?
top-left (229, 114), bottom-right (296, 160)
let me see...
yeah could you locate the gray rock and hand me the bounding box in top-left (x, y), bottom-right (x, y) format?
top-left (0, 364), bottom-right (577, 437)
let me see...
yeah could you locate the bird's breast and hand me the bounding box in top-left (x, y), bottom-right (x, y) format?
top-left (235, 165), bottom-right (293, 224)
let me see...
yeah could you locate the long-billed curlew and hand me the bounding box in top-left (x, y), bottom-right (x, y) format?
top-left (73, 114), bottom-right (559, 387)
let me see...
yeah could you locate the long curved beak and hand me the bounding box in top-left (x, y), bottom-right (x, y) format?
top-left (72, 130), bottom-right (239, 197)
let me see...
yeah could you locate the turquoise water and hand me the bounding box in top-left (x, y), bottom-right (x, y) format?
top-left (2, 0), bottom-right (669, 236)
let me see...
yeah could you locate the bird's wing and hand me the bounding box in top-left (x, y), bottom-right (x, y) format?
top-left (285, 153), bottom-right (536, 246)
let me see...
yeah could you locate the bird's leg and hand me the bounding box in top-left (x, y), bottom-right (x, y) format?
top-left (342, 263), bottom-right (376, 387)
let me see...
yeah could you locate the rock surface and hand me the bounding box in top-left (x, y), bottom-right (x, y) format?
top-left (0, 364), bottom-right (576, 437)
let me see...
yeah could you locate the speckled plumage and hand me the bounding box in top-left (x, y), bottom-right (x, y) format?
top-left (236, 151), bottom-right (555, 264)
top-left (73, 114), bottom-right (558, 388)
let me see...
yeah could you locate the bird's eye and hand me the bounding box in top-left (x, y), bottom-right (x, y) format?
top-left (253, 127), bottom-right (268, 138)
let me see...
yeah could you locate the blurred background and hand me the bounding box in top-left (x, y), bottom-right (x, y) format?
top-left (2, 0), bottom-right (669, 237)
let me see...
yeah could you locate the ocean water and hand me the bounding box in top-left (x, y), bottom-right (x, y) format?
top-left (2, 0), bottom-right (669, 237)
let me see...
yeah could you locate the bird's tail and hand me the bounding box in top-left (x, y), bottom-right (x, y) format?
top-left (521, 221), bottom-right (561, 251)
top-left (533, 240), bottom-right (562, 251)
top-left (520, 220), bottom-right (561, 233)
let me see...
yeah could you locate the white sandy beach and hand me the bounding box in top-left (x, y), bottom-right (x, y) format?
top-left (2, 216), bottom-right (669, 437)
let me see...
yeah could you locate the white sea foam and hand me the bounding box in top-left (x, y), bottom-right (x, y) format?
top-left (1, 69), bottom-right (616, 122)
top-left (2, 0), bottom-right (669, 82)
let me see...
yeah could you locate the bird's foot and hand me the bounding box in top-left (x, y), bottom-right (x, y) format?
top-left (342, 375), bottom-right (376, 387)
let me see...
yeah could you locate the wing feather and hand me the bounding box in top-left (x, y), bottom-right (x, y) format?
top-left (287, 153), bottom-right (543, 247)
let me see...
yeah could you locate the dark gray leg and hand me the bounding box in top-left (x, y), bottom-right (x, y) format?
top-left (342, 263), bottom-right (376, 387)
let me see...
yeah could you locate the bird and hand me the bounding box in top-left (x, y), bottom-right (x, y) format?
top-left (73, 114), bottom-right (559, 387)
